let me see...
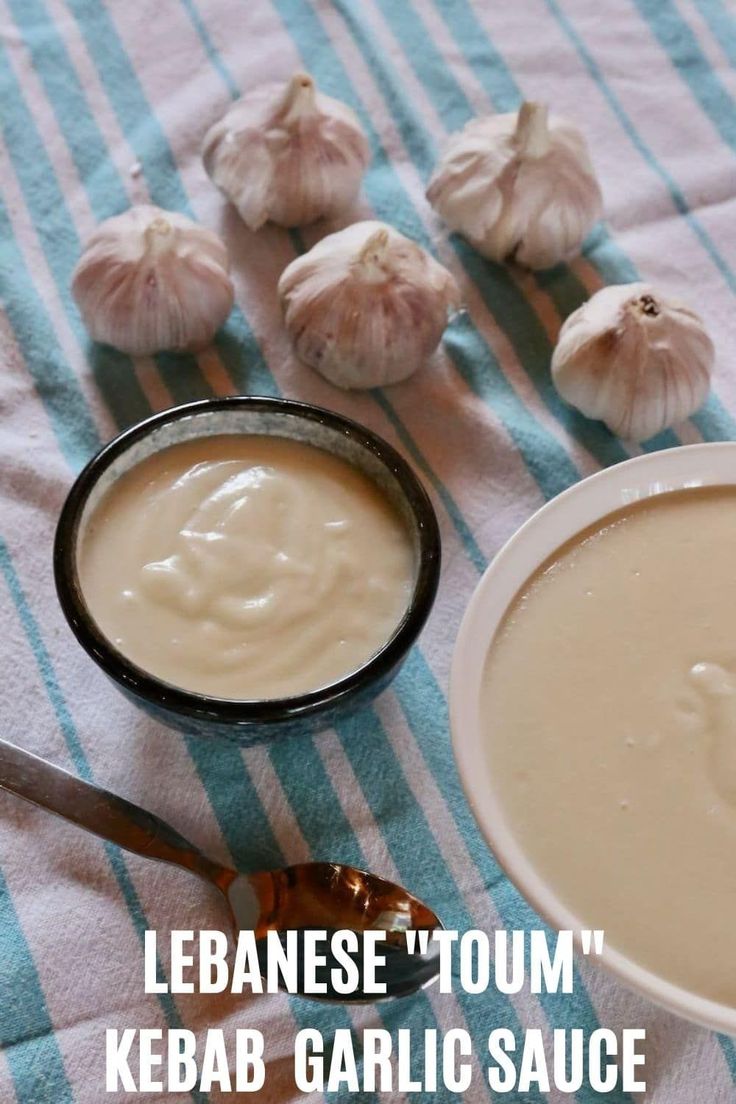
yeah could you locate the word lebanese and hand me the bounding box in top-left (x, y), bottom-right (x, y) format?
top-left (144, 928), bottom-right (392, 997)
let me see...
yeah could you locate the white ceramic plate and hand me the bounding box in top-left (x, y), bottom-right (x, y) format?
top-left (450, 442), bottom-right (736, 1035)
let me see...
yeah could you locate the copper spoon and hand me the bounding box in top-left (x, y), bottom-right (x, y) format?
top-left (0, 736), bottom-right (441, 1000)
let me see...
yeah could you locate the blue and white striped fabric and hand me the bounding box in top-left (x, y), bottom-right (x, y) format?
top-left (1, 1), bottom-right (736, 1101)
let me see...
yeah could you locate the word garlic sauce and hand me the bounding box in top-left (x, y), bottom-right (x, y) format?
top-left (78, 435), bottom-right (414, 699)
top-left (482, 487), bottom-right (736, 1007)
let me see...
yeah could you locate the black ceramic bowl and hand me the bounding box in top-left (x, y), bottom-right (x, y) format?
top-left (54, 397), bottom-right (441, 745)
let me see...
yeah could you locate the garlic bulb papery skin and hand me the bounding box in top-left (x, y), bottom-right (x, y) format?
top-left (202, 72), bottom-right (370, 230)
top-left (426, 101), bottom-right (603, 269)
top-left (551, 283), bottom-right (714, 440)
top-left (71, 205), bottom-right (234, 356)
top-left (277, 220), bottom-right (461, 389)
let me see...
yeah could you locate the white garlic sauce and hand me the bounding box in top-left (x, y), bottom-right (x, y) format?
top-left (689, 662), bottom-right (736, 806)
top-left (78, 435), bottom-right (414, 699)
top-left (482, 487), bottom-right (736, 1007)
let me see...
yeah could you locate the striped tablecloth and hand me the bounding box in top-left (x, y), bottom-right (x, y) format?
top-left (2, 1), bottom-right (736, 1101)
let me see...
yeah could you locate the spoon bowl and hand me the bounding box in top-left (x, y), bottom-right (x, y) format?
top-left (226, 864), bottom-right (442, 1001)
top-left (0, 737), bottom-right (441, 1001)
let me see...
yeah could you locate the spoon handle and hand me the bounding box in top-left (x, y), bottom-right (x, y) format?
top-left (0, 737), bottom-right (228, 888)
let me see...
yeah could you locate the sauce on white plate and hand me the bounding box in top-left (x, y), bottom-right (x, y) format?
top-left (482, 487), bottom-right (736, 1007)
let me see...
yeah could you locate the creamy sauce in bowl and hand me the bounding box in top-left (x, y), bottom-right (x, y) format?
top-left (482, 487), bottom-right (736, 1008)
top-left (78, 434), bottom-right (414, 699)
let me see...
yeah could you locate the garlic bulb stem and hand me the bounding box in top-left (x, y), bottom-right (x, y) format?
top-left (276, 72), bottom-right (317, 124)
top-left (354, 227), bottom-right (391, 280)
top-left (143, 217), bottom-right (174, 254)
top-left (358, 227), bottom-right (389, 262)
top-left (634, 293), bottom-right (661, 318)
top-left (514, 101), bottom-right (550, 158)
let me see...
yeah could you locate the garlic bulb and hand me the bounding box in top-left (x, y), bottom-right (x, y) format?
top-left (202, 72), bottom-right (370, 230)
top-left (71, 205), bottom-right (234, 356)
top-left (426, 101), bottom-right (603, 269)
top-left (551, 283), bottom-right (714, 440)
top-left (278, 220), bottom-right (461, 389)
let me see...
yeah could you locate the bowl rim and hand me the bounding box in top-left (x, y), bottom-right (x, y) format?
top-left (54, 395), bottom-right (440, 726)
top-left (450, 441), bottom-right (736, 1035)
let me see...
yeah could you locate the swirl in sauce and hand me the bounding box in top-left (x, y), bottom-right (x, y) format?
top-left (78, 435), bottom-right (414, 699)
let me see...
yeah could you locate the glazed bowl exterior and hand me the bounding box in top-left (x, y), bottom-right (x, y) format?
top-left (450, 442), bottom-right (736, 1035)
top-left (55, 397), bottom-right (440, 745)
